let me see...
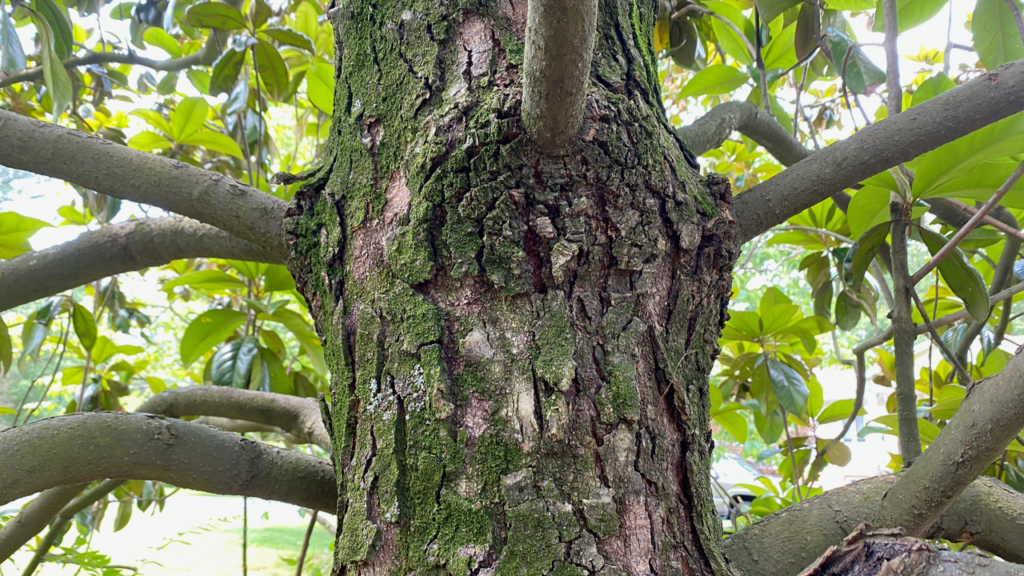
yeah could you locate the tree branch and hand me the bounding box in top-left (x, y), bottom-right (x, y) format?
top-left (725, 475), bottom-right (1024, 576)
top-left (138, 386), bottom-right (331, 453)
top-left (521, 0), bottom-right (598, 153)
top-left (732, 58), bottom-right (1024, 245)
top-left (880, 349), bottom-right (1024, 536)
top-left (0, 216), bottom-right (282, 312)
top-left (0, 111), bottom-right (288, 258)
top-left (0, 387), bottom-right (330, 562)
top-left (0, 412), bottom-right (335, 512)
top-left (677, 100), bottom-right (812, 165)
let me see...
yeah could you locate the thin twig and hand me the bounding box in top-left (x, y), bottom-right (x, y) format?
top-left (941, 198), bottom-right (1024, 243)
top-left (911, 160), bottom-right (1024, 285)
top-left (809, 351), bottom-right (866, 481)
top-left (910, 288), bottom-right (972, 385)
top-left (295, 510), bottom-right (318, 576)
top-left (780, 405), bottom-right (803, 502)
top-left (17, 320), bottom-right (71, 425)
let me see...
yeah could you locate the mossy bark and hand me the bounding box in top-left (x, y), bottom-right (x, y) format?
top-left (286, 0), bottom-right (738, 574)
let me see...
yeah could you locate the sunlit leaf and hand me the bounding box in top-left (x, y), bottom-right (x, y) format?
top-left (714, 410), bottom-right (748, 443)
top-left (143, 26), bottom-right (182, 58)
top-left (305, 58), bottom-right (334, 114)
top-left (0, 317), bottom-right (11, 375)
top-left (817, 399), bottom-right (866, 424)
top-left (180, 309), bottom-right (247, 367)
top-left (767, 357), bottom-right (809, 416)
top-left (871, 0), bottom-right (949, 34)
top-left (127, 131), bottom-right (174, 152)
top-left (179, 130), bottom-right (244, 158)
top-left (0, 212), bottom-right (51, 259)
top-left (253, 38), bottom-right (289, 100)
top-left (163, 269), bottom-right (247, 292)
top-left (679, 64), bottom-right (749, 98)
top-left (182, 2), bottom-right (247, 29)
top-left (171, 97), bottom-right (209, 142)
top-left (972, 0), bottom-right (1024, 70)
top-left (28, 12), bottom-right (72, 120)
top-left (71, 302), bottom-right (97, 351)
top-left (259, 26), bottom-right (314, 53)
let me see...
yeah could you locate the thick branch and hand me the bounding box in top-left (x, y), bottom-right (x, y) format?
top-left (0, 484), bottom-right (85, 562)
top-left (725, 475), bottom-right (1024, 576)
top-left (0, 111), bottom-right (288, 257)
top-left (677, 100), bottom-right (812, 166)
top-left (881, 350), bottom-right (1024, 535)
top-left (137, 386), bottom-right (331, 453)
top-left (0, 412), bottom-right (335, 512)
top-left (0, 216), bottom-right (282, 312)
top-left (733, 58), bottom-right (1024, 245)
top-left (521, 0), bottom-right (598, 153)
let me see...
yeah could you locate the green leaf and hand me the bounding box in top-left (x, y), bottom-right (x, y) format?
top-left (305, 58), bottom-right (334, 114)
top-left (848, 185), bottom-right (890, 237)
top-left (34, 0), bottom-right (73, 60)
top-left (823, 29), bottom-right (885, 94)
top-left (143, 27), bottom-right (182, 58)
top-left (91, 335), bottom-right (143, 364)
top-left (261, 308), bottom-right (326, 375)
top-left (146, 376), bottom-right (166, 394)
top-left (0, 316), bottom-right (11, 376)
top-left (794, 2), bottom-right (819, 62)
top-left (108, 2), bottom-right (135, 19)
top-left (812, 278), bottom-right (833, 320)
top-left (763, 20), bottom-right (797, 70)
top-left (263, 265), bottom-right (296, 292)
top-left (179, 129), bottom-right (244, 158)
top-left (844, 222), bottom-right (888, 289)
top-left (910, 72), bottom-right (956, 107)
top-left (186, 69), bottom-right (211, 94)
top-left (816, 399), bottom-right (865, 423)
top-left (113, 498), bottom-right (133, 532)
top-left (917, 227), bottom-right (990, 322)
top-left (129, 109), bottom-right (173, 136)
top-left (171, 96), bottom-right (209, 142)
top-left (253, 38), bottom-right (289, 100)
top-left (824, 0), bottom-right (874, 8)
top-left (0, 212), bottom-right (51, 259)
top-left (258, 26), bottom-right (314, 53)
top-left (28, 11), bottom-right (72, 120)
top-left (754, 0), bottom-right (802, 22)
top-left (182, 2), bottom-right (247, 29)
top-left (913, 112), bottom-right (1024, 199)
top-left (209, 46), bottom-right (246, 96)
top-left (163, 269), bottom-right (247, 292)
top-left (249, 0), bottom-right (272, 28)
top-left (705, 0), bottom-right (754, 65)
top-left (679, 64), bottom-right (749, 99)
top-left (754, 409), bottom-right (784, 444)
top-left (834, 289), bottom-right (861, 330)
top-left (766, 357), bottom-right (809, 416)
top-left (817, 438), bottom-right (852, 466)
top-left (666, 16), bottom-right (705, 70)
top-left (71, 302), bottom-right (97, 351)
top-left (714, 410), bottom-right (748, 444)
top-left (212, 335), bottom-right (259, 388)
top-left (127, 131), bottom-right (173, 152)
top-left (973, 0), bottom-right (1024, 70)
top-left (180, 309), bottom-right (247, 367)
top-left (871, 0), bottom-right (949, 33)
top-left (1, 0), bottom-right (26, 74)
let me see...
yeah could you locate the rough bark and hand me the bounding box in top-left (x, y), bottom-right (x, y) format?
top-left (0, 412), bottom-right (335, 512)
top-left (286, 0), bottom-right (736, 574)
top-left (0, 216), bottom-right (281, 312)
top-left (724, 475), bottom-right (1024, 576)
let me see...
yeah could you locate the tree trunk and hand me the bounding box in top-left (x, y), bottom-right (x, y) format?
top-left (286, 1), bottom-right (738, 574)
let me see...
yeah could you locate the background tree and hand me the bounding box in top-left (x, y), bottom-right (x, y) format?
top-left (2, 0), bottom-right (1024, 574)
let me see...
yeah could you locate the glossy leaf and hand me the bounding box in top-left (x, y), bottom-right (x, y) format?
top-left (766, 357), bottom-right (809, 416)
top-left (817, 399), bottom-right (866, 423)
top-left (127, 131), bottom-right (174, 152)
top-left (910, 72), bottom-right (955, 107)
top-left (171, 97), bottom-right (209, 142)
top-left (834, 289), bottom-right (861, 330)
top-left (259, 26), bottom-right (314, 53)
top-left (794, 2), bottom-right (819, 61)
top-left (260, 308), bottom-right (326, 375)
top-left (179, 130), bottom-right (244, 158)
top-left (844, 222), bottom-right (888, 289)
top-left (305, 58), bottom-right (334, 113)
top-left (754, 409), bottom-right (784, 444)
top-left (705, 1), bottom-right (753, 65)
top-left (28, 12), bottom-right (72, 120)
top-left (823, 29), bottom-right (885, 95)
top-left (253, 39), bottom-right (289, 100)
top-left (182, 2), bottom-right (247, 30)
top-left (71, 302), bottom-right (97, 351)
top-left (130, 109), bottom-right (173, 136)
top-left (871, 0), bottom-right (949, 33)
top-left (679, 64), bottom-right (749, 99)
top-left (714, 411), bottom-right (748, 444)
top-left (212, 335), bottom-right (259, 388)
top-left (754, 0), bottom-right (801, 22)
top-left (180, 309), bottom-right (247, 367)
top-left (917, 227), bottom-right (990, 322)
top-left (143, 27), bottom-right (182, 57)
top-left (973, 0), bottom-right (1024, 70)
top-left (249, 0), bottom-right (272, 28)
top-left (0, 212), bottom-right (51, 259)
top-left (0, 0), bottom-right (26, 74)
top-left (913, 112), bottom-right (1024, 199)
top-left (163, 269), bottom-right (247, 292)
top-left (35, 0), bottom-right (73, 60)
top-left (209, 46), bottom-right (246, 96)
